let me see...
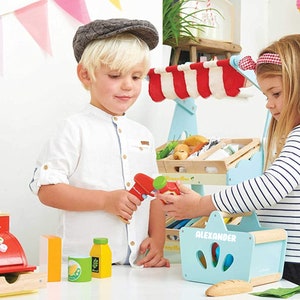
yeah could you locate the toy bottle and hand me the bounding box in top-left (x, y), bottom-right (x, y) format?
top-left (153, 175), bottom-right (180, 196)
top-left (90, 237), bottom-right (112, 278)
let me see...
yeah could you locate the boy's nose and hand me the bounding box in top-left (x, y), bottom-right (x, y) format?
top-left (121, 78), bottom-right (133, 90)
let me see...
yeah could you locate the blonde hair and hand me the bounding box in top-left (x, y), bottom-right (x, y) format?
top-left (79, 33), bottom-right (150, 83)
top-left (256, 34), bottom-right (300, 167)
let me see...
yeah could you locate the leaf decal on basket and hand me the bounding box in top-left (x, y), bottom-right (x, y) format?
top-left (212, 242), bottom-right (220, 267)
top-left (223, 254), bottom-right (234, 271)
top-left (197, 250), bottom-right (207, 269)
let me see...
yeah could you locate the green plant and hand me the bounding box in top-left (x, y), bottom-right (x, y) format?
top-left (163, 0), bottom-right (221, 45)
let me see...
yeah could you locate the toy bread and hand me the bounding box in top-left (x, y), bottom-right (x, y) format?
top-left (184, 135), bottom-right (209, 147)
top-left (171, 135), bottom-right (209, 160)
top-left (205, 279), bottom-right (253, 297)
top-left (184, 134), bottom-right (209, 157)
top-left (173, 144), bottom-right (189, 160)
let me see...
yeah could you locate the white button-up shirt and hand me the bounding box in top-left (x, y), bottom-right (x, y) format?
top-left (30, 104), bottom-right (158, 266)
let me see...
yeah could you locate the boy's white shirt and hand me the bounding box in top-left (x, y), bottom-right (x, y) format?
top-left (30, 104), bottom-right (158, 266)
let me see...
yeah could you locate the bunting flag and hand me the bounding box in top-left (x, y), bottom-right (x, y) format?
top-left (110, 0), bottom-right (122, 10)
top-left (54, 0), bottom-right (91, 24)
top-left (0, 0), bottom-right (40, 16)
top-left (147, 59), bottom-right (247, 102)
top-left (0, 16), bottom-right (3, 76)
top-left (14, 0), bottom-right (52, 55)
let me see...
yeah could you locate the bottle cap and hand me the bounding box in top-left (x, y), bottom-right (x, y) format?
top-left (153, 175), bottom-right (167, 190)
top-left (93, 237), bottom-right (108, 245)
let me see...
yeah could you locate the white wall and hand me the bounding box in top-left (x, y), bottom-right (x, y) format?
top-left (1, 0), bottom-right (299, 265)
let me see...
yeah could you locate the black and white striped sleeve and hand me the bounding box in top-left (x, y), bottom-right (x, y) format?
top-left (212, 126), bottom-right (300, 214)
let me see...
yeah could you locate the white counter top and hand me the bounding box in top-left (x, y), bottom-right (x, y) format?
top-left (6, 264), bottom-right (296, 300)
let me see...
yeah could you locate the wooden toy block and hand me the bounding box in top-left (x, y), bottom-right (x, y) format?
top-left (39, 235), bottom-right (62, 282)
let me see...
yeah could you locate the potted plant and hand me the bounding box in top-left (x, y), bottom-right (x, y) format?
top-left (163, 0), bottom-right (221, 46)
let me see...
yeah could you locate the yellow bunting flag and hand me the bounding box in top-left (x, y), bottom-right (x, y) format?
top-left (110, 0), bottom-right (122, 10)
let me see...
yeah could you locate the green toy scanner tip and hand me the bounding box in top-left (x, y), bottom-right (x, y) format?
top-left (153, 175), bottom-right (167, 190)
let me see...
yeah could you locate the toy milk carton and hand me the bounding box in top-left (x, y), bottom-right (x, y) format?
top-left (180, 211), bottom-right (287, 286)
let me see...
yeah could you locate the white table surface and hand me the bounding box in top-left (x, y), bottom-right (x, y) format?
top-left (7, 264), bottom-right (297, 300)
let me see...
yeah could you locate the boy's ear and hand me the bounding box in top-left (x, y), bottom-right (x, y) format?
top-left (77, 64), bottom-right (91, 86)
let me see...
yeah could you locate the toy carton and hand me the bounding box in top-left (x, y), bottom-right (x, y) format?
top-left (180, 211), bottom-right (287, 286)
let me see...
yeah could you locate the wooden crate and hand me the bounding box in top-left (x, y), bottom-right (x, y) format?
top-left (164, 215), bottom-right (242, 263)
top-left (180, 212), bottom-right (287, 286)
top-left (157, 138), bottom-right (260, 175)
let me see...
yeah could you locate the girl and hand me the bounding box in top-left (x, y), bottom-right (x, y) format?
top-left (158, 34), bottom-right (300, 284)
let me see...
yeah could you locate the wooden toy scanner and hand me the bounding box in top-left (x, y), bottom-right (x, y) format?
top-left (129, 173), bottom-right (155, 200)
top-left (129, 173), bottom-right (179, 200)
top-left (0, 213), bottom-right (47, 297)
top-left (119, 173), bottom-right (155, 223)
top-left (121, 173), bottom-right (176, 223)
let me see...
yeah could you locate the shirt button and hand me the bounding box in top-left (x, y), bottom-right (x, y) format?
top-left (118, 128), bottom-right (122, 133)
top-left (126, 182), bottom-right (131, 187)
top-left (139, 147), bottom-right (143, 151)
top-left (113, 117), bottom-right (118, 121)
top-left (130, 241), bottom-right (135, 246)
top-left (43, 165), bottom-right (48, 170)
top-left (123, 154), bottom-right (127, 159)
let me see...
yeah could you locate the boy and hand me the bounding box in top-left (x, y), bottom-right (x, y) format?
top-left (30, 18), bottom-right (169, 268)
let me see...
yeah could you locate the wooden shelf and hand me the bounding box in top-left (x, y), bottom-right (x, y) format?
top-left (164, 37), bottom-right (242, 65)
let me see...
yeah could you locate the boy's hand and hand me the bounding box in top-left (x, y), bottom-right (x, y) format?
top-left (135, 237), bottom-right (170, 268)
top-left (103, 190), bottom-right (141, 221)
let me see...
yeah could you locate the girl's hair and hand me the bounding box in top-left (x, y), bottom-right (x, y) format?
top-left (256, 34), bottom-right (300, 167)
top-left (79, 33), bottom-right (151, 83)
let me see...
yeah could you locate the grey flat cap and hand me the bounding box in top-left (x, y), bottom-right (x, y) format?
top-left (73, 18), bottom-right (159, 62)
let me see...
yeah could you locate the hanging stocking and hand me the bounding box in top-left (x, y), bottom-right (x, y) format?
top-left (148, 68), bottom-right (165, 102)
top-left (190, 61), bottom-right (211, 98)
top-left (178, 63), bottom-right (199, 98)
top-left (217, 59), bottom-right (246, 97)
top-left (166, 65), bottom-right (189, 99)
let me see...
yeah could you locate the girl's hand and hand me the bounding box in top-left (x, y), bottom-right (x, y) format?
top-left (157, 182), bottom-right (202, 220)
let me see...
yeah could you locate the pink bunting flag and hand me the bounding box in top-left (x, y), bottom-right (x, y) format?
top-left (14, 0), bottom-right (52, 55)
top-left (54, 0), bottom-right (91, 24)
top-left (0, 16), bottom-right (3, 76)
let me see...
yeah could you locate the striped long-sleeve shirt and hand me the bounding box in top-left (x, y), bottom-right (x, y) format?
top-left (213, 125), bottom-right (300, 263)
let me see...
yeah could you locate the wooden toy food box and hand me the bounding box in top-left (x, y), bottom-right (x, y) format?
top-left (157, 137), bottom-right (262, 186)
top-left (153, 56), bottom-right (267, 263)
top-left (180, 211), bottom-right (287, 286)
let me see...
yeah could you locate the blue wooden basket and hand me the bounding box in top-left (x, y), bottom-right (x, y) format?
top-left (180, 211), bottom-right (287, 286)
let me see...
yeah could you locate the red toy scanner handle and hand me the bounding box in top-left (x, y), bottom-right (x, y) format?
top-left (119, 173), bottom-right (155, 223)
